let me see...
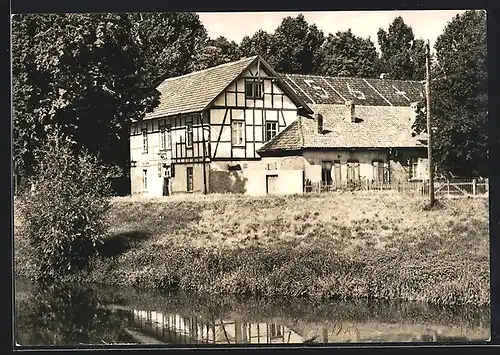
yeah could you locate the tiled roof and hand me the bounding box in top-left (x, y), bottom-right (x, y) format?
top-left (258, 103), bottom-right (427, 154)
top-left (144, 56), bottom-right (258, 119)
top-left (281, 74), bottom-right (424, 107)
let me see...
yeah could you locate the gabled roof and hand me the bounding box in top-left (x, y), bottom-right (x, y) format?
top-left (281, 74), bottom-right (424, 107)
top-left (258, 104), bottom-right (427, 154)
top-left (144, 56), bottom-right (312, 120)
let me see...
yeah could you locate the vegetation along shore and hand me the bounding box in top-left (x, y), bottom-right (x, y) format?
top-left (14, 191), bottom-right (489, 307)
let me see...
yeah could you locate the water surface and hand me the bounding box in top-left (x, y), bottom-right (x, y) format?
top-left (14, 280), bottom-right (490, 346)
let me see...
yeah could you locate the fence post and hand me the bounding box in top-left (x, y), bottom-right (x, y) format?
top-left (447, 180), bottom-right (450, 196)
top-left (473, 179), bottom-right (477, 195)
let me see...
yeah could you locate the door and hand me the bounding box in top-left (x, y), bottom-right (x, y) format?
top-left (266, 175), bottom-right (278, 195)
top-left (186, 167), bottom-right (194, 192)
top-left (163, 177), bottom-right (170, 196)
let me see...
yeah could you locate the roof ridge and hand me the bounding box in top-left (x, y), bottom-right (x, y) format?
top-left (158, 56), bottom-right (258, 87)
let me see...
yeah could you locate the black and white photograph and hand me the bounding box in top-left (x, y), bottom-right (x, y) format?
top-left (12, 9), bottom-right (490, 347)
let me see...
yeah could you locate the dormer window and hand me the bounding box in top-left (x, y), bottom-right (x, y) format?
top-left (245, 79), bottom-right (263, 99)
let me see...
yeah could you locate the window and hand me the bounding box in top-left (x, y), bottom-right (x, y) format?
top-left (321, 161), bottom-right (333, 186)
top-left (265, 121), bottom-right (277, 141)
top-left (409, 158), bottom-right (418, 179)
top-left (373, 161), bottom-right (388, 183)
top-left (186, 167), bottom-right (193, 192)
top-left (245, 79), bottom-right (263, 99)
top-left (160, 128), bottom-right (166, 150)
top-left (186, 120), bottom-right (193, 148)
top-left (160, 126), bottom-right (172, 151)
top-left (142, 169), bottom-right (147, 191)
top-left (166, 127), bottom-right (172, 150)
top-left (232, 121), bottom-right (245, 146)
top-left (142, 131), bottom-right (148, 153)
top-left (347, 161), bottom-right (360, 182)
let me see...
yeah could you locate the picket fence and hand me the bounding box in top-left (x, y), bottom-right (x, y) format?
top-left (305, 178), bottom-right (489, 197)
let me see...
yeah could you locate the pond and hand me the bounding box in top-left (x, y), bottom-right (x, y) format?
top-left (14, 280), bottom-right (490, 346)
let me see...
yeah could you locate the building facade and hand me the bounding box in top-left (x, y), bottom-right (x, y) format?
top-left (130, 56), bottom-right (428, 196)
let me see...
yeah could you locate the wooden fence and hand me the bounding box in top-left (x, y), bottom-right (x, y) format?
top-left (305, 178), bottom-right (489, 197)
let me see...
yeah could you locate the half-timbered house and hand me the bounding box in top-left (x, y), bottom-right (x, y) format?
top-left (129, 55), bottom-right (313, 196)
top-left (130, 55), bottom-right (429, 196)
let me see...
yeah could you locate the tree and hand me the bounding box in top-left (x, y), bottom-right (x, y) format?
top-left (12, 13), bottom-right (160, 190)
top-left (377, 16), bottom-right (426, 80)
top-left (317, 30), bottom-right (379, 77)
top-left (271, 14), bottom-right (325, 74)
top-left (12, 13), bottom-right (207, 192)
top-left (239, 30), bottom-right (276, 63)
top-left (129, 12), bottom-right (207, 87)
top-left (194, 36), bottom-right (241, 71)
top-left (412, 10), bottom-right (487, 177)
top-left (17, 133), bottom-right (112, 283)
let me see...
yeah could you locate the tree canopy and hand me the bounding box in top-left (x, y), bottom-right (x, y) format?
top-left (413, 10), bottom-right (487, 177)
top-left (194, 36), bottom-right (241, 71)
top-left (377, 16), bottom-right (426, 80)
top-left (12, 13), bottom-right (207, 190)
top-left (271, 14), bottom-right (325, 74)
top-left (318, 30), bottom-right (379, 77)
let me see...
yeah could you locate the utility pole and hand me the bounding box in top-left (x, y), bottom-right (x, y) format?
top-left (425, 39), bottom-right (435, 206)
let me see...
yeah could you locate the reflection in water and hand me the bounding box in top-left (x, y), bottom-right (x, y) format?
top-left (121, 307), bottom-right (304, 344)
top-left (14, 280), bottom-right (490, 346)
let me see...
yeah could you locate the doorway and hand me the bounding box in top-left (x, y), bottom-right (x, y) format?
top-left (266, 174), bottom-right (278, 195)
top-left (162, 177), bottom-right (170, 196)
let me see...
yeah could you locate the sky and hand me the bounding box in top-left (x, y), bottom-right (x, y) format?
top-left (197, 10), bottom-right (469, 52)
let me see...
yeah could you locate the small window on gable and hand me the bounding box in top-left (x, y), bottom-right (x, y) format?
top-left (245, 79), bottom-right (263, 99)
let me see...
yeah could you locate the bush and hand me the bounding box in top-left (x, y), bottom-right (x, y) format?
top-left (17, 134), bottom-right (112, 283)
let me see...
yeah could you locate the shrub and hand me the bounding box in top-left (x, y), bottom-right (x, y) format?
top-left (17, 134), bottom-right (112, 283)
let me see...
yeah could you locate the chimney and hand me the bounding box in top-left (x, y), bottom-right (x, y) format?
top-left (316, 113), bottom-right (323, 133)
top-left (345, 100), bottom-right (355, 123)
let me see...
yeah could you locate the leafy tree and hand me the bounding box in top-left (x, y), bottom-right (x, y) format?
top-left (317, 30), bottom-right (379, 77)
top-left (271, 14), bottom-right (325, 74)
top-left (129, 12), bottom-right (208, 86)
top-left (12, 13), bottom-right (207, 192)
top-left (12, 13), bottom-right (160, 190)
top-left (194, 36), bottom-right (241, 70)
top-left (412, 10), bottom-right (487, 177)
top-left (17, 133), bottom-right (112, 283)
top-left (377, 16), bottom-right (426, 80)
top-left (239, 30), bottom-right (276, 63)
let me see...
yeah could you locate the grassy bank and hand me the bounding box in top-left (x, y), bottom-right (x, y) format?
top-left (14, 192), bottom-right (490, 306)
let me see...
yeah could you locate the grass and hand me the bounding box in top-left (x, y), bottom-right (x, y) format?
top-left (14, 191), bottom-right (490, 306)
